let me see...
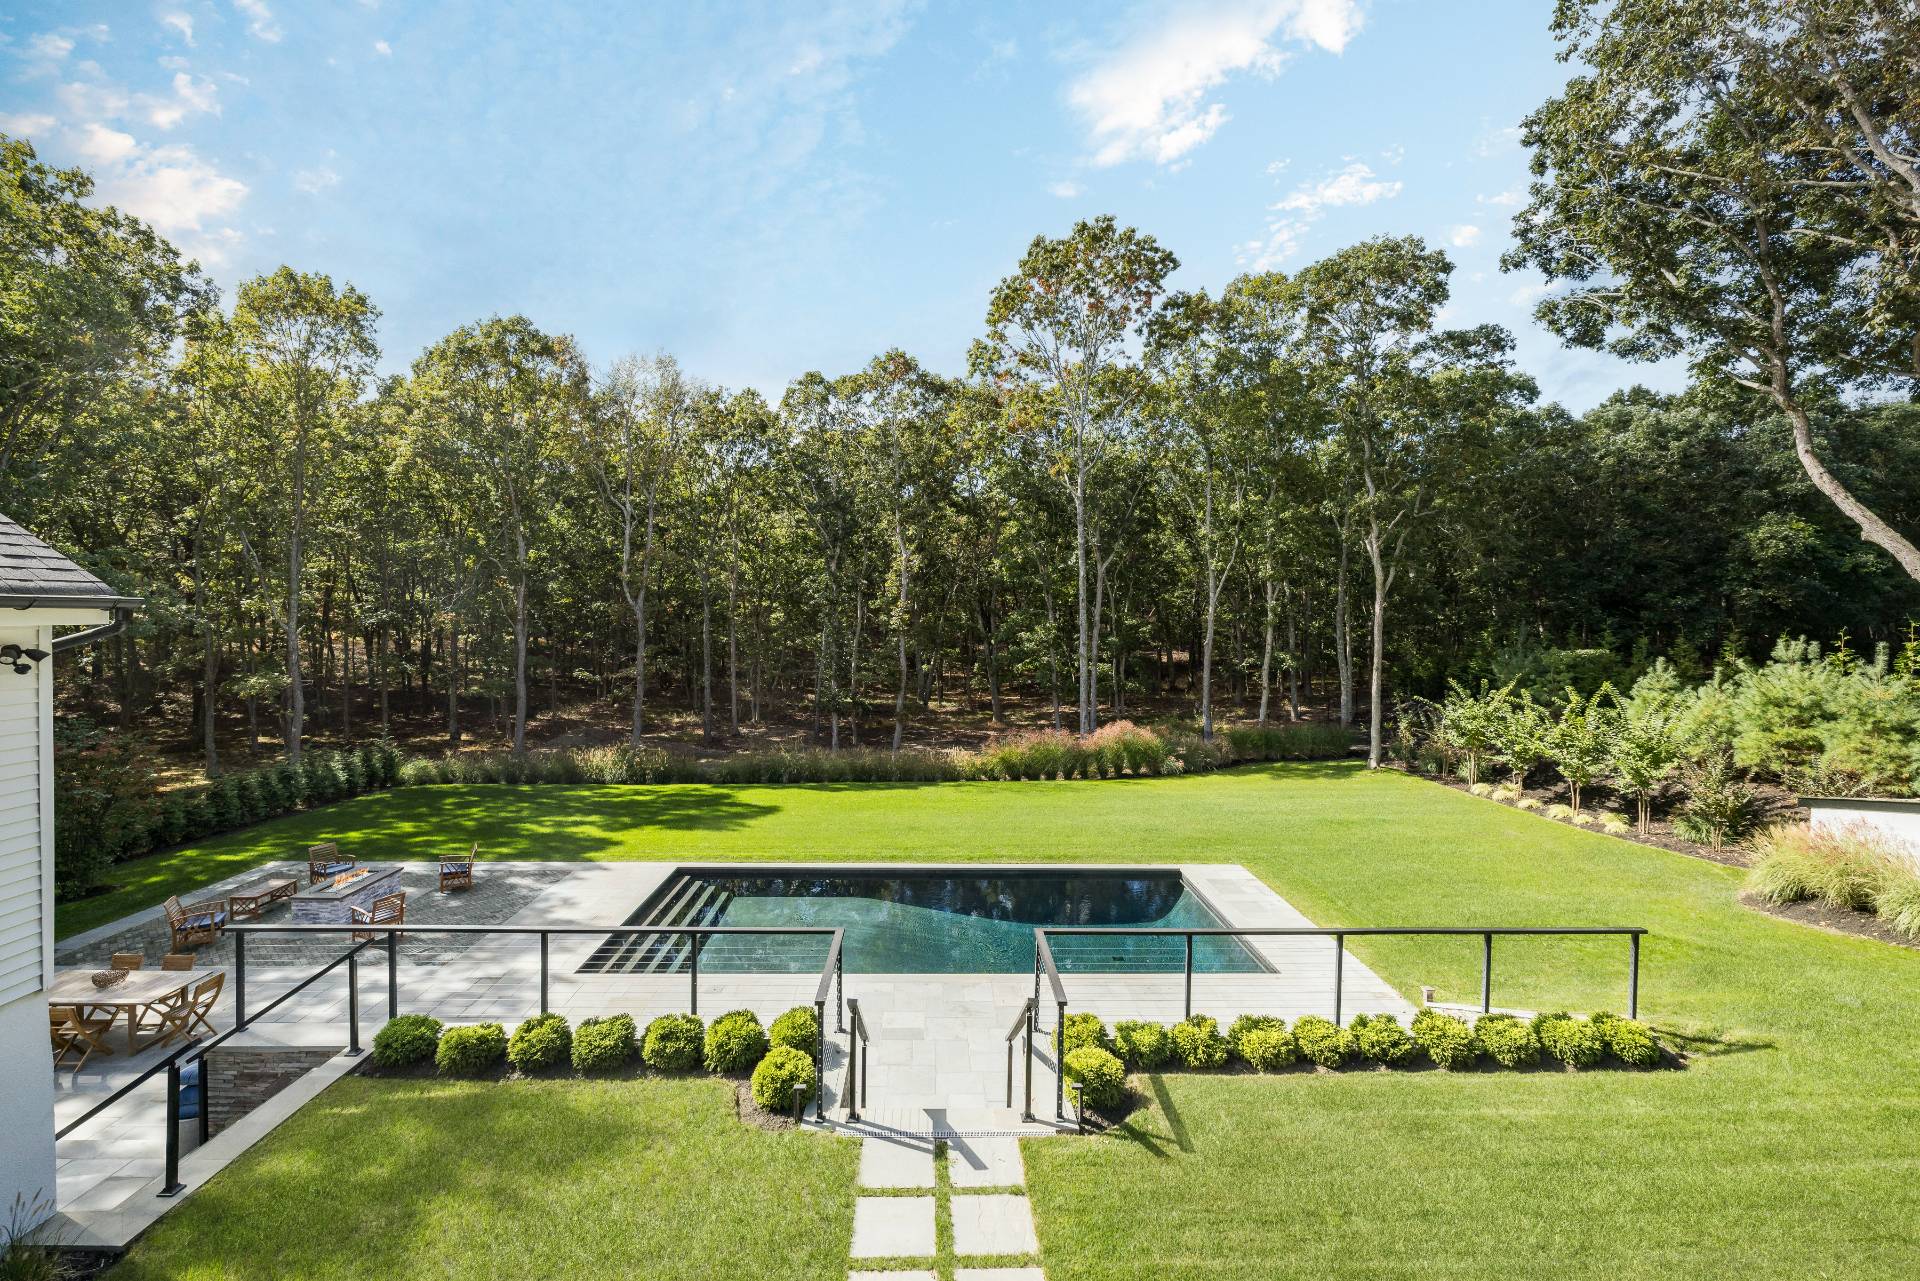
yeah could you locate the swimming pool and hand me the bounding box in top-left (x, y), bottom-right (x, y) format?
top-left (577, 868), bottom-right (1266, 975)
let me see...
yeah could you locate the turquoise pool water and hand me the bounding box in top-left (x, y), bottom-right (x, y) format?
top-left (579, 870), bottom-right (1265, 974)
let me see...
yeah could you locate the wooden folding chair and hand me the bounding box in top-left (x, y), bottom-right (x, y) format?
top-left (439, 843), bottom-right (477, 892)
top-left (161, 953), bottom-right (195, 971)
top-left (50, 1005), bottom-right (113, 1070)
top-left (148, 974), bottom-right (224, 1048)
top-left (111, 952), bottom-right (145, 970)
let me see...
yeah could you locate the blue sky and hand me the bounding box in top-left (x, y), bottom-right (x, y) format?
top-left (0, 0), bottom-right (1683, 410)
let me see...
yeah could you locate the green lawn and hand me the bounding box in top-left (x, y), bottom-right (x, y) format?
top-left (90, 764), bottom-right (1920, 1278)
top-left (111, 1076), bottom-right (857, 1281)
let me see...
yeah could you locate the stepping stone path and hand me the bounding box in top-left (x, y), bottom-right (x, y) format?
top-left (849, 1133), bottom-right (1047, 1279)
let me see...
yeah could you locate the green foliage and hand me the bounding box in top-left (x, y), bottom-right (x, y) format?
top-left (641, 1014), bottom-right (705, 1073)
top-left (1532, 1013), bottom-right (1605, 1069)
top-left (1546, 686), bottom-right (1618, 813)
top-left (1167, 1015), bottom-right (1230, 1069)
top-left (1589, 1011), bottom-right (1662, 1068)
top-left (1410, 1009), bottom-right (1480, 1070)
top-left (370, 1014), bottom-right (442, 1069)
top-left (1237, 1026), bottom-right (1299, 1072)
top-left (1056, 1011), bottom-right (1113, 1059)
top-left (768, 1006), bottom-right (821, 1060)
top-left (1473, 1015), bottom-right (1540, 1069)
top-left (1112, 1020), bottom-right (1172, 1069)
top-left (506, 1013), bottom-right (571, 1074)
top-left (1608, 689), bottom-right (1686, 834)
top-left (1292, 1016), bottom-right (1353, 1070)
top-left (1063, 1046), bottom-right (1128, 1111)
top-left (1672, 752), bottom-right (1763, 849)
top-left (1226, 1014), bottom-right (1286, 1064)
top-left (703, 1009), bottom-right (769, 1074)
top-left (1746, 823), bottom-right (1895, 911)
top-left (435, 1023), bottom-right (507, 1077)
top-left (1871, 865), bottom-right (1920, 942)
top-left (1349, 1013), bottom-right (1415, 1066)
top-left (571, 1014), bottom-right (638, 1074)
top-left (748, 1045), bottom-right (816, 1112)
top-left (1438, 681), bottom-right (1513, 786)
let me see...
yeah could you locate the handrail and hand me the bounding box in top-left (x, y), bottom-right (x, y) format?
top-left (845, 997), bottom-right (870, 1123)
top-left (1036, 923), bottom-right (1647, 1023)
top-left (815, 928), bottom-right (845, 1030)
top-left (53, 1036), bottom-right (203, 1142)
top-left (1005, 997), bottom-right (1035, 1120)
top-left (1033, 934), bottom-right (1068, 1118)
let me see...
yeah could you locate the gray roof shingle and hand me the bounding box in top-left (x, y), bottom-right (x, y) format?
top-left (0, 511), bottom-right (140, 606)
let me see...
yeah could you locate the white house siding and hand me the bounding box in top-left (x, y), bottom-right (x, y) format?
top-left (0, 622), bottom-right (55, 1236)
top-left (1807, 798), bottom-right (1920, 874)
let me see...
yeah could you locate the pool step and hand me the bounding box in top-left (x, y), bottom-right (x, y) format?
top-left (577, 875), bottom-right (736, 975)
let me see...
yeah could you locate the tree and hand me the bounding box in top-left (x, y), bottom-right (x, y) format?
top-left (1510, 0), bottom-right (1920, 580)
top-left (977, 215), bottom-right (1179, 734)
top-left (404, 316), bottom-right (588, 755)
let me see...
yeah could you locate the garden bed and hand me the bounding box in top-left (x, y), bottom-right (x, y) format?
top-left (1740, 890), bottom-right (1920, 952)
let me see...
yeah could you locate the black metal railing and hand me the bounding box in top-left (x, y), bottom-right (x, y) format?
top-left (1004, 997), bottom-right (1035, 1121)
top-left (1031, 923), bottom-right (1647, 1119)
top-left (844, 997), bottom-right (871, 1122)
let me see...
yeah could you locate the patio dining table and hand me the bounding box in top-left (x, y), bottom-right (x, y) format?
top-left (46, 967), bottom-right (223, 1054)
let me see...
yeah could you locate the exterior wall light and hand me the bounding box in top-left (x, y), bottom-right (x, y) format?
top-left (1, 643), bottom-right (48, 675)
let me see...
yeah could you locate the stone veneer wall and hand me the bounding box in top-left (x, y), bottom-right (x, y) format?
top-left (203, 1045), bottom-right (341, 1137)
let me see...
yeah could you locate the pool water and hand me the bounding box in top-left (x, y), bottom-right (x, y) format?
top-left (578, 870), bottom-right (1265, 975)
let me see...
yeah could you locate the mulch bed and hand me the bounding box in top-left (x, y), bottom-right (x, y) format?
top-left (1740, 891), bottom-right (1920, 952)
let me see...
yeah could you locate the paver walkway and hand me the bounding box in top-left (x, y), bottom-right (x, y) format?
top-left (850, 1133), bottom-right (1046, 1279)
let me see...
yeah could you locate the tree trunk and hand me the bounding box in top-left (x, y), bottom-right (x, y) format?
top-left (512, 539), bottom-right (529, 756)
top-left (1333, 529), bottom-right (1353, 728)
top-left (1365, 532), bottom-right (1388, 770)
top-left (447, 619), bottom-right (461, 745)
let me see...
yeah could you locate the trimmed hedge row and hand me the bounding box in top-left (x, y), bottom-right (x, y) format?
top-left (368, 1005), bottom-right (824, 1098)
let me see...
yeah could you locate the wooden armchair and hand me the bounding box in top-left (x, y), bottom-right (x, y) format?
top-left (308, 842), bottom-right (356, 884)
top-left (439, 843), bottom-right (477, 892)
top-left (351, 891), bottom-right (407, 942)
top-left (163, 894), bottom-right (229, 951)
top-left (50, 1005), bottom-right (114, 1070)
top-left (146, 973), bottom-right (225, 1049)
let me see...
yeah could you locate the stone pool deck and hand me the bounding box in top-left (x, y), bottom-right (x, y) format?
top-left (47, 859), bottom-right (1414, 1240)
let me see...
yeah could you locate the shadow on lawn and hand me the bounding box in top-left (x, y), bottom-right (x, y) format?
top-left (1119, 1074), bottom-right (1195, 1160)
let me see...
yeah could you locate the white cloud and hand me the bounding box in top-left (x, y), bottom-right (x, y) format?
top-left (1238, 159), bottom-right (1400, 270)
top-left (81, 132), bottom-right (248, 241)
top-left (233, 0), bottom-right (283, 43)
top-left (1068, 0), bottom-right (1365, 168)
top-left (293, 165), bottom-right (339, 193)
top-left (373, 39), bottom-right (392, 57)
top-left (1449, 223), bottom-right (1481, 248)
top-left (1472, 122), bottom-right (1520, 158)
top-left (27, 33), bottom-right (77, 62)
top-left (161, 12), bottom-right (195, 46)
top-left (1508, 281), bottom-right (1552, 308)
top-left (1477, 187), bottom-right (1522, 207)
top-left (71, 122), bottom-right (139, 165)
top-left (0, 112), bottom-right (57, 137)
top-left (1264, 157), bottom-right (1290, 175)
top-left (146, 73), bottom-right (219, 129)
top-left (1380, 142), bottom-right (1404, 166)
top-left (1048, 179), bottom-right (1083, 198)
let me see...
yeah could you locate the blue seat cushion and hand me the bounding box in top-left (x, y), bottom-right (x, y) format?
top-left (440, 862), bottom-right (470, 873)
top-left (318, 862), bottom-right (354, 876)
top-left (184, 911), bottom-right (227, 929)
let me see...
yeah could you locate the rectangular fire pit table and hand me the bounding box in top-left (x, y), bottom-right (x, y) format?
top-left (291, 865), bottom-right (405, 926)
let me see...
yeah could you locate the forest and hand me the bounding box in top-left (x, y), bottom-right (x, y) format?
top-left (3, 1), bottom-right (1917, 799)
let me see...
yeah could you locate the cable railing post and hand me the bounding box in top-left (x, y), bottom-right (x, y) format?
top-left (197, 1055), bottom-right (211, 1146)
top-left (234, 931), bottom-right (247, 1031)
top-left (1481, 932), bottom-right (1493, 1014)
top-left (814, 999), bottom-right (827, 1121)
top-left (689, 932), bottom-right (700, 1016)
top-left (860, 1027), bottom-right (868, 1112)
top-left (1055, 1000), bottom-right (1066, 1120)
top-left (835, 945), bottom-right (845, 1034)
top-left (1332, 933), bottom-right (1344, 1026)
top-left (1183, 932), bottom-right (1194, 1021)
top-left (346, 950), bottom-right (361, 1057)
top-left (387, 929), bottom-right (398, 1017)
top-left (1629, 932), bottom-right (1641, 1020)
top-left (159, 1056), bottom-right (184, 1198)
top-left (539, 932), bottom-right (550, 1016)
top-left (1022, 1005), bottom-right (1034, 1123)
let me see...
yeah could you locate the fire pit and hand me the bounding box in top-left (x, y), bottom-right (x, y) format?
top-left (291, 864), bottom-right (404, 926)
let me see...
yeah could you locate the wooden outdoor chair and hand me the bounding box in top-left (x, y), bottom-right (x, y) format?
top-left (308, 842), bottom-right (356, 883)
top-left (161, 953), bottom-right (195, 971)
top-left (50, 1005), bottom-right (113, 1070)
top-left (439, 844), bottom-right (477, 892)
top-left (351, 891), bottom-right (406, 943)
top-left (163, 894), bottom-right (229, 951)
top-left (146, 973), bottom-right (224, 1049)
top-left (110, 952), bottom-right (145, 970)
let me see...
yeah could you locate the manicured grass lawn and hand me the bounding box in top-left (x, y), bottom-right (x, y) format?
top-left (110, 1076), bottom-right (857, 1281)
top-left (85, 764), bottom-right (1920, 1277)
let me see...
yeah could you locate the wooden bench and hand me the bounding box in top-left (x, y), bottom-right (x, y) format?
top-left (230, 875), bottom-right (299, 921)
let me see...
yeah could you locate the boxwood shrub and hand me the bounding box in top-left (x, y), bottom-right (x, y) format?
top-left (768, 1006), bottom-right (821, 1059)
top-left (506, 1012), bottom-right (571, 1074)
top-left (1056, 1012), bottom-right (1113, 1058)
top-left (1476, 1014), bottom-right (1541, 1069)
top-left (1292, 1015), bottom-right (1354, 1070)
top-left (1350, 1013), bottom-right (1415, 1066)
top-left (1168, 1014), bottom-right (1229, 1069)
top-left (1410, 1009), bottom-right (1480, 1070)
top-left (749, 1044), bottom-right (816, 1112)
top-left (436, 1023), bottom-right (507, 1077)
top-left (641, 1013), bottom-right (704, 1072)
top-left (1112, 1019), bottom-right (1171, 1069)
top-left (370, 1014), bottom-right (442, 1069)
top-left (704, 1009), bottom-right (769, 1074)
top-left (1590, 1011), bottom-right (1662, 1068)
top-left (1238, 1025), bottom-right (1298, 1072)
top-left (1226, 1014), bottom-right (1286, 1064)
top-left (1533, 1012), bottom-right (1606, 1068)
top-left (1063, 1045), bottom-right (1127, 1111)
top-left (573, 1013), bottom-right (638, 1074)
